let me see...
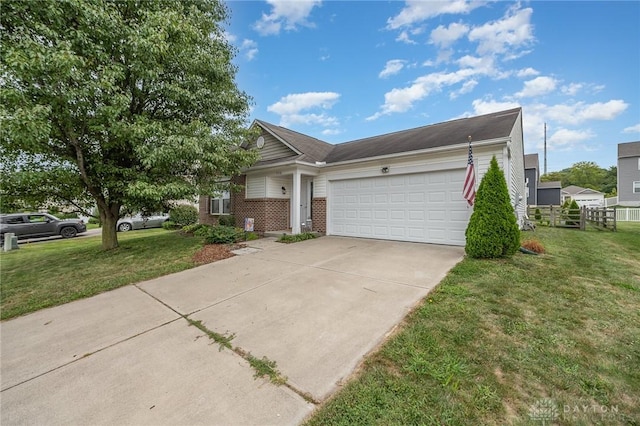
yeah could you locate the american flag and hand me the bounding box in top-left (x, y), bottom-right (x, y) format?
top-left (463, 137), bottom-right (476, 206)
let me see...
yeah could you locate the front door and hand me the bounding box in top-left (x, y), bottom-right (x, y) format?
top-left (300, 178), bottom-right (313, 224)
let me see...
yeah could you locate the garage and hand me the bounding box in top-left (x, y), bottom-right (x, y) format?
top-left (329, 169), bottom-right (471, 245)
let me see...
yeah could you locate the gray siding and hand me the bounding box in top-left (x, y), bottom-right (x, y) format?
top-left (618, 156), bottom-right (640, 203)
top-left (525, 168), bottom-right (537, 205)
top-left (248, 131), bottom-right (297, 161)
top-left (537, 188), bottom-right (561, 206)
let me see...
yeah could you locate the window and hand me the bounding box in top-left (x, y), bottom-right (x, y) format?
top-left (4, 216), bottom-right (25, 224)
top-left (633, 181), bottom-right (640, 194)
top-left (210, 191), bottom-right (230, 215)
top-left (28, 215), bottom-right (48, 223)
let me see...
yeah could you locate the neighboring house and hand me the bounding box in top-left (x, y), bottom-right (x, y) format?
top-left (524, 153), bottom-right (561, 206)
top-left (617, 141), bottom-right (640, 207)
top-left (199, 108), bottom-right (526, 246)
top-left (561, 185), bottom-right (604, 207)
top-left (524, 153), bottom-right (539, 205)
top-left (537, 181), bottom-right (562, 205)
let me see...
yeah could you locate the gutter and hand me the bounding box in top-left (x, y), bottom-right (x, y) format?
top-left (243, 136), bottom-right (510, 172)
top-left (322, 136), bottom-right (511, 168)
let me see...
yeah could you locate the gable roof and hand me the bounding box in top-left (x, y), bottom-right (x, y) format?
top-left (252, 108), bottom-right (522, 166)
top-left (254, 120), bottom-right (335, 164)
top-left (562, 185), bottom-right (603, 195)
top-left (324, 108), bottom-right (521, 163)
top-left (618, 141), bottom-right (640, 159)
top-left (538, 180), bottom-right (561, 189)
top-left (524, 153), bottom-right (539, 170)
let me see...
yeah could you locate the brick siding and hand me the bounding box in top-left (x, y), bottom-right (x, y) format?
top-left (198, 195), bottom-right (219, 226)
top-left (311, 197), bottom-right (326, 233)
top-left (199, 174), bottom-right (321, 232)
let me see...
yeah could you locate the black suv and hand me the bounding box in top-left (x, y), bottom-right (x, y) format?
top-left (0, 213), bottom-right (87, 242)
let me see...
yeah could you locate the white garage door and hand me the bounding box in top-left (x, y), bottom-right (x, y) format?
top-left (329, 170), bottom-right (471, 245)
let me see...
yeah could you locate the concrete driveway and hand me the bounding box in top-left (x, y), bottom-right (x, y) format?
top-left (1, 236), bottom-right (464, 425)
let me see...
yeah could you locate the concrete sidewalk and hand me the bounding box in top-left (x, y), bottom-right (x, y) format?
top-left (1, 236), bottom-right (463, 425)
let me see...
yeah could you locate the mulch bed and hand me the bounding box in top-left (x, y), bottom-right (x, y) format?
top-left (192, 243), bottom-right (246, 265)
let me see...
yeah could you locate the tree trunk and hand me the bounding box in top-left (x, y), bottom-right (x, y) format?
top-left (99, 203), bottom-right (121, 250)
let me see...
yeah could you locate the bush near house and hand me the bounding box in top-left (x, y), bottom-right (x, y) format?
top-left (465, 156), bottom-right (520, 258)
top-left (218, 215), bottom-right (236, 227)
top-left (566, 199), bottom-right (581, 226)
top-left (168, 205), bottom-right (198, 227)
top-left (204, 225), bottom-right (245, 244)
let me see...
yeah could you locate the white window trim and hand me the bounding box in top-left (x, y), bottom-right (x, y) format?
top-left (633, 181), bottom-right (640, 194)
top-left (210, 191), bottom-right (231, 215)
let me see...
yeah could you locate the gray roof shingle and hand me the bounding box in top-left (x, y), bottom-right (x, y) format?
top-left (524, 153), bottom-right (539, 170)
top-left (253, 107), bottom-right (522, 166)
top-left (538, 180), bottom-right (561, 189)
top-left (255, 120), bottom-right (335, 163)
top-left (323, 108), bottom-right (521, 163)
top-left (618, 141), bottom-right (640, 159)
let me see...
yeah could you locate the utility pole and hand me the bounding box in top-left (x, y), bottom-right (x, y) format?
top-left (543, 122), bottom-right (547, 175)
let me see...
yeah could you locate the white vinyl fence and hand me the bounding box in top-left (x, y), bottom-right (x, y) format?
top-left (616, 208), bottom-right (640, 222)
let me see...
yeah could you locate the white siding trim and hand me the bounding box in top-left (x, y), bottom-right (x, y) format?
top-left (246, 175), bottom-right (266, 199)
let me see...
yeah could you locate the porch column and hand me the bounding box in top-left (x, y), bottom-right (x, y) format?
top-left (292, 169), bottom-right (301, 234)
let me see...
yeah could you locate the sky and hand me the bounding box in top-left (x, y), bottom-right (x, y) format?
top-left (224, 0), bottom-right (640, 173)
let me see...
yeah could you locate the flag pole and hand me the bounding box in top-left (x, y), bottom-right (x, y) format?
top-left (463, 135), bottom-right (476, 207)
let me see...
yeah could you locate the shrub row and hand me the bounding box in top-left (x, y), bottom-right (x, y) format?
top-left (181, 223), bottom-right (258, 244)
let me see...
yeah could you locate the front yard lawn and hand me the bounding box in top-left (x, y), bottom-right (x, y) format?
top-left (307, 223), bottom-right (640, 425)
top-left (0, 229), bottom-right (204, 320)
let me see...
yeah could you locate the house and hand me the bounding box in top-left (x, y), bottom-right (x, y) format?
top-left (524, 153), bottom-right (561, 206)
top-left (524, 153), bottom-right (539, 205)
top-left (617, 141), bottom-right (640, 207)
top-left (561, 185), bottom-right (604, 207)
top-left (537, 181), bottom-right (562, 205)
top-left (199, 108), bottom-right (526, 246)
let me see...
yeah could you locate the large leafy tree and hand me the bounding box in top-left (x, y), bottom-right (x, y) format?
top-left (1, 0), bottom-right (257, 249)
top-left (541, 161), bottom-right (615, 195)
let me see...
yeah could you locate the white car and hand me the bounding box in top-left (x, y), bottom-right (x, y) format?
top-left (116, 214), bottom-right (169, 232)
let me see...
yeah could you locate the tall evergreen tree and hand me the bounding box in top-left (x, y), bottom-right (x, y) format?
top-left (465, 156), bottom-right (520, 258)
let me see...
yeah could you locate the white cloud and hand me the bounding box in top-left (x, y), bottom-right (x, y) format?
top-left (515, 76), bottom-right (558, 98)
top-left (367, 68), bottom-right (481, 120)
top-left (280, 113), bottom-right (338, 128)
top-left (545, 100), bottom-right (628, 125)
top-left (471, 99), bottom-right (522, 116)
top-left (468, 6), bottom-right (534, 57)
top-left (267, 92), bottom-right (340, 128)
top-left (456, 55), bottom-right (497, 75)
top-left (254, 0), bottom-right (321, 36)
top-left (623, 123), bottom-right (640, 133)
top-left (321, 128), bottom-right (342, 136)
top-left (471, 98), bottom-right (629, 153)
top-left (387, 0), bottom-right (482, 29)
top-left (561, 83), bottom-right (583, 96)
top-left (396, 30), bottom-right (417, 44)
top-left (429, 22), bottom-right (469, 48)
top-left (517, 67), bottom-right (539, 78)
top-left (450, 79), bottom-right (478, 99)
top-left (547, 128), bottom-right (596, 151)
top-left (241, 39), bottom-right (258, 61)
top-left (320, 54), bottom-right (330, 61)
top-left (379, 59), bottom-right (407, 79)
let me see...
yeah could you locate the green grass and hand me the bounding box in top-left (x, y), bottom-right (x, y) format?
top-left (307, 223), bottom-right (640, 425)
top-left (0, 229), bottom-right (204, 320)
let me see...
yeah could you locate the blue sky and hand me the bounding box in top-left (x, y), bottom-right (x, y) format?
top-left (224, 1), bottom-right (640, 173)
